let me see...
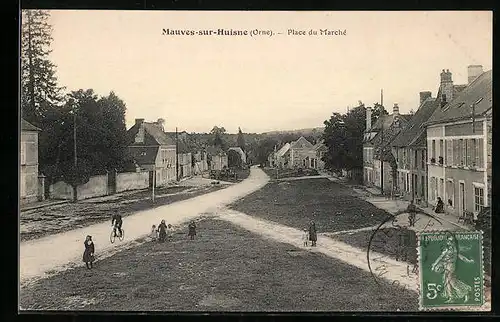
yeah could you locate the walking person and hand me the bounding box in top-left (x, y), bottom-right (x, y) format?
top-left (188, 221), bottom-right (197, 240)
top-left (308, 221), bottom-right (317, 247)
top-left (158, 220), bottom-right (167, 242)
top-left (167, 224), bottom-right (174, 241)
top-left (82, 235), bottom-right (95, 269)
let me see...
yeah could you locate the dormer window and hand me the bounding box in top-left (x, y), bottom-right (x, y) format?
top-left (135, 127), bottom-right (145, 143)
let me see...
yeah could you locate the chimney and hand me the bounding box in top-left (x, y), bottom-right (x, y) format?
top-left (440, 69), bottom-right (454, 105)
top-left (419, 91), bottom-right (432, 104)
top-left (135, 118), bottom-right (145, 126)
top-left (393, 103), bottom-right (399, 116)
top-left (366, 106), bottom-right (372, 131)
top-left (468, 65), bottom-right (483, 84)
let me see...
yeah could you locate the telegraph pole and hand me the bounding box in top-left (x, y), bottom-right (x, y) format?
top-left (176, 127), bottom-right (179, 181)
top-left (73, 111), bottom-right (77, 167)
top-left (380, 126), bottom-right (384, 195)
top-left (152, 166), bottom-right (155, 203)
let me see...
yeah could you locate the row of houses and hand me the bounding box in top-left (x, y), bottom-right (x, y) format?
top-left (20, 117), bottom-right (245, 204)
top-left (268, 136), bottom-right (328, 170)
top-left (363, 65), bottom-right (492, 219)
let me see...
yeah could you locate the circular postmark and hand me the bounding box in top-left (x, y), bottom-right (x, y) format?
top-left (366, 205), bottom-right (448, 292)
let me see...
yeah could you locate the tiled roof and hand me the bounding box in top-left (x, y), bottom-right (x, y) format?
top-left (290, 136), bottom-right (314, 149)
top-left (391, 98), bottom-right (438, 147)
top-left (21, 119), bottom-right (41, 131)
top-left (142, 123), bottom-right (176, 145)
top-left (426, 70), bottom-right (492, 125)
top-left (206, 146), bottom-right (226, 155)
top-left (367, 113), bottom-right (411, 145)
top-left (127, 121), bottom-right (176, 146)
top-left (276, 143), bottom-right (291, 157)
top-left (128, 146), bottom-right (159, 165)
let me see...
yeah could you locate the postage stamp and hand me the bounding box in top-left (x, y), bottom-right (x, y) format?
top-left (417, 230), bottom-right (485, 311)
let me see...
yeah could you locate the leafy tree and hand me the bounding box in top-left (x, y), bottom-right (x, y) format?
top-left (237, 127), bottom-right (246, 152)
top-left (210, 126), bottom-right (227, 149)
top-left (322, 102), bottom-right (365, 172)
top-left (228, 149), bottom-right (243, 169)
top-left (255, 137), bottom-right (279, 166)
top-left (21, 9), bottom-right (64, 126)
top-left (371, 103), bottom-right (388, 127)
top-left (41, 89), bottom-right (131, 201)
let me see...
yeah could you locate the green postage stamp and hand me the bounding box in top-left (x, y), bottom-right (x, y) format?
top-left (418, 230), bottom-right (485, 310)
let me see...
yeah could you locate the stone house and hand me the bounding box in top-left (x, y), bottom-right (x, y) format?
top-left (423, 66), bottom-right (491, 219)
top-left (363, 104), bottom-right (411, 193)
top-left (207, 146), bottom-right (228, 171)
top-left (313, 140), bottom-right (328, 170)
top-left (390, 92), bottom-right (439, 205)
top-left (127, 118), bottom-right (177, 187)
top-left (20, 119), bottom-right (42, 204)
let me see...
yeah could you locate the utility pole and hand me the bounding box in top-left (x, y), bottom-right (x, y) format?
top-left (381, 89), bottom-right (384, 106)
top-left (380, 126), bottom-right (384, 195)
top-left (176, 127), bottom-right (179, 181)
top-left (152, 166), bottom-right (155, 203)
top-left (73, 111), bottom-right (77, 167)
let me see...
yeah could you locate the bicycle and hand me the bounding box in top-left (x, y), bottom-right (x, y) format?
top-left (110, 225), bottom-right (125, 243)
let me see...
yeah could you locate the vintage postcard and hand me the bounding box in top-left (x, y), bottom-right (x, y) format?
top-left (19, 10), bottom-right (492, 312)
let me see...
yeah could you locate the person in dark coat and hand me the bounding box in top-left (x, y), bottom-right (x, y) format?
top-left (157, 220), bottom-right (167, 242)
top-left (188, 221), bottom-right (197, 240)
top-left (308, 221), bottom-right (317, 246)
top-left (82, 235), bottom-right (95, 269)
top-left (435, 197), bottom-right (445, 214)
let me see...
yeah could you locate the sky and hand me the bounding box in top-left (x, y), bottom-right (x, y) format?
top-left (44, 11), bottom-right (492, 134)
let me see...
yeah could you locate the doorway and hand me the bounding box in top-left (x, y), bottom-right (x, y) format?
top-left (459, 182), bottom-right (465, 216)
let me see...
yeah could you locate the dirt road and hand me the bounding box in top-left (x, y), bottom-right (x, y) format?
top-left (20, 166), bottom-right (269, 285)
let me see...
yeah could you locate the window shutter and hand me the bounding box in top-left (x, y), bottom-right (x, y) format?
top-left (478, 139), bottom-right (484, 168)
top-left (466, 139), bottom-right (473, 167)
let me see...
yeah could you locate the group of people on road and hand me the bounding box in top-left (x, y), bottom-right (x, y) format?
top-left (302, 221), bottom-right (317, 247)
top-left (82, 209), bottom-right (200, 269)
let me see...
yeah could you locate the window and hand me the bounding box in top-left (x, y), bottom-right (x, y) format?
top-left (446, 140), bottom-right (453, 166)
top-left (414, 150), bottom-right (418, 169)
top-left (446, 180), bottom-right (454, 207)
top-left (421, 175), bottom-right (425, 198)
top-left (439, 139), bottom-right (444, 160)
top-left (474, 186), bottom-right (484, 212)
top-left (431, 140), bottom-right (436, 160)
top-left (406, 173), bottom-right (410, 192)
top-left (439, 178), bottom-right (444, 200)
top-left (421, 150), bottom-right (426, 168)
top-left (461, 139), bottom-right (466, 166)
top-left (477, 139), bottom-right (484, 168)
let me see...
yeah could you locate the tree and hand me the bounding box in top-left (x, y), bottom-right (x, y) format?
top-left (228, 149), bottom-right (243, 169)
top-left (371, 103), bottom-right (388, 127)
top-left (322, 102), bottom-right (366, 172)
top-left (255, 137), bottom-right (279, 166)
top-left (237, 127), bottom-right (246, 152)
top-left (210, 126), bottom-right (227, 149)
top-left (41, 89), bottom-right (131, 201)
top-left (21, 10), bottom-right (64, 126)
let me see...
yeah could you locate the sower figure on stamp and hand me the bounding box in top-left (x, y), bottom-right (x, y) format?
top-left (431, 235), bottom-right (474, 303)
top-left (308, 221), bottom-right (317, 247)
top-left (82, 235), bottom-right (95, 269)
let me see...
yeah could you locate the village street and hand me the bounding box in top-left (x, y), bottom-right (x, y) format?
top-left (21, 166), bottom-right (486, 312)
top-left (20, 166), bottom-right (268, 287)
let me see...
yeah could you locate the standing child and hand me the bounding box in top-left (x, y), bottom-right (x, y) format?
top-left (150, 224), bottom-right (158, 241)
top-left (82, 235), bottom-right (95, 269)
top-left (158, 220), bottom-right (167, 242)
top-left (188, 221), bottom-right (197, 240)
top-left (167, 224), bottom-right (173, 240)
top-left (302, 229), bottom-right (309, 247)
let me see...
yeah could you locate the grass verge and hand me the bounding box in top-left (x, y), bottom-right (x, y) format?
top-left (230, 178), bottom-right (392, 233)
top-left (20, 218), bottom-right (416, 311)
